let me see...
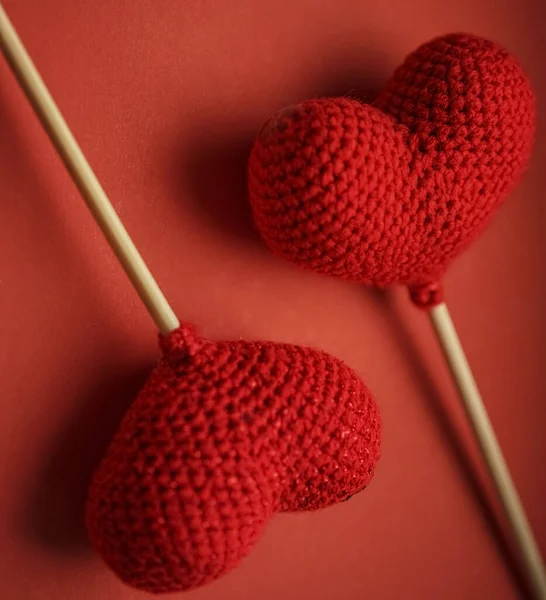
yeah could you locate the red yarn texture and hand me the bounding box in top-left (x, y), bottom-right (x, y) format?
top-left (86, 324), bottom-right (381, 593)
top-left (248, 34), bottom-right (536, 298)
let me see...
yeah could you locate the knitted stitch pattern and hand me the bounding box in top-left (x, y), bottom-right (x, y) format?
top-left (248, 34), bottom-right (536, 298)
top-left (86, 324), bottom-right (381, 593)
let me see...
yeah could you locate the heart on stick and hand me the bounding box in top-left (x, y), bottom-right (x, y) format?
top-left (248, 34), bottom-right (536, 304)
top-left (85, 324), bottom-right (380, 593)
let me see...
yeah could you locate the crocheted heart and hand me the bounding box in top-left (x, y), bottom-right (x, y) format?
top-left (248, 34), bottom-right (536, 304)
top-left (86, 324), bottom-right (380, 593)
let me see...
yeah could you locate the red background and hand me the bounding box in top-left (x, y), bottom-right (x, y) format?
top-left (0, 1), bottom-right (545, 598)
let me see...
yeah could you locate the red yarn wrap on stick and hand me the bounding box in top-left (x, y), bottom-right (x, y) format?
top-left (408, 282), bottom-right (444, 309)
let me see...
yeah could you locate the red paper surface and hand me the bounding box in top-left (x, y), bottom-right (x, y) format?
top-left (0, 1), bottom-right (544, 598)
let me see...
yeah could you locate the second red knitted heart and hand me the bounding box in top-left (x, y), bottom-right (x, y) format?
top-left (86, 324), bottom-right (380, 593)
top-left (248, 34), bottom-right (536, 299)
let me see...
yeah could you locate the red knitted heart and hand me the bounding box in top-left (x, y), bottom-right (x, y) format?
top-left (248, 34), bottom-right (536, 305)
top-left (86, 324), bottom-right (380, 593)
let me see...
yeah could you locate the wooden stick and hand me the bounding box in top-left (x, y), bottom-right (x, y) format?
top-left (0, 3), bottom-right (179, 335)
top-left (429, 303), bottom-right (546, 599)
